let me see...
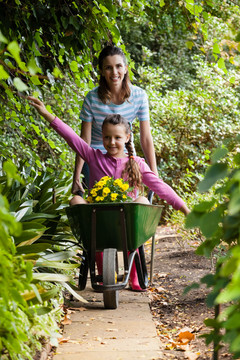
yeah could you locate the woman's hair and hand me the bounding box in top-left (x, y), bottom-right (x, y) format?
top-left (102, 114), bottom-right (142, 189)
top-left (98, 45), bottom-right (131, 104)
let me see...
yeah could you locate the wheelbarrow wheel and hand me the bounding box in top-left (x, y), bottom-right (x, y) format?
top-left (103, 248), bottom-right (119, 309)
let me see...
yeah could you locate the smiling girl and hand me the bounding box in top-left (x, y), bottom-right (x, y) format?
top-left (28, 96), bottom-right (190, 291)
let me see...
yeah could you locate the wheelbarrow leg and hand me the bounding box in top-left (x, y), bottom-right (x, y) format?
top-left (78, 250), bottom-right (88, 290)
top-left (150, 234), bottom-right (156, 285)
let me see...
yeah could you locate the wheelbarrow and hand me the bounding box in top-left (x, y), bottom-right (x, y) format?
top-left (66, 196), bottom-right (162, 309)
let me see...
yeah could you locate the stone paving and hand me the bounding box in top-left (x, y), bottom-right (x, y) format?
top-left (53, 281), bottom-right (163, 360)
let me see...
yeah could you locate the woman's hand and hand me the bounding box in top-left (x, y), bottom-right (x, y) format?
top-left (72, 178), bottom-right (85, 195)
top-left (27, 96), bottom-right (55, 123)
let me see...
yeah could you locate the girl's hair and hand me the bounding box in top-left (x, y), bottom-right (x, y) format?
top-left (98, 45), bottom-right (131, 104)
top-left (102, 114), bottom-right (142, 189)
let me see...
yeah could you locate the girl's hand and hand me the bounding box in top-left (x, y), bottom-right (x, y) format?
top-left (27, 96), bottom-right (55, 123)
top-left (180, 203), bottom-right (191, 216)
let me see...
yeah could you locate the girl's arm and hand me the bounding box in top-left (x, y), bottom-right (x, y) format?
top-left (27, 96), bottom-right (55, 123)
top-left (139, 159), bottom-right (190, 216)
top-left (27, 96), bottom-right (93, 163)
top-left (140, 120), bottom-right (158, 176)
top-left (72, 121), bottom-right (92, 194)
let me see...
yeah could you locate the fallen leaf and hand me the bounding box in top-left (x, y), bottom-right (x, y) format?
top-left (156, 286), bottom-right (166, 293)
top-left (185, 350), bottom-right (200, 360)
top-left (61, 314), bottom-right (72, 325)
top-left (58, 337), bottom-right (70, 344)
top-left (177, 327), bottom-right (195, 343)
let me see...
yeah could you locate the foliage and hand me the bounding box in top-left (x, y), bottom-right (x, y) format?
top-left (86, 176), bottom-right (132, 203)
top-left (185, 135), bottom-right (240, 358)
top-left (133, 55), bottom-right (240, 196)
top-left (0, 160), bottom-right (85, 359)
top-left (1, 0), bottom-right (240, 357)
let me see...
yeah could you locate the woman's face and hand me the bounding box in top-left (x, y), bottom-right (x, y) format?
top-left (101, 55), bottom-right (127, 90)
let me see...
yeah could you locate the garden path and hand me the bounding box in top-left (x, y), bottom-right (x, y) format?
top-left (53, 280), bottom-right (163, 360)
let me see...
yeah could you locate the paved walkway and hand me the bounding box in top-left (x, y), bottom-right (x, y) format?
top-left (53, 281), bottom-right (163, 360)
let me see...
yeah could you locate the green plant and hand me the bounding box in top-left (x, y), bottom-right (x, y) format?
top-left (0, 160), bottom-right (86, 359)
top-left (87, 176), bottom-right (132, 203)
top-left (185, 135), bottom-right (240, 358)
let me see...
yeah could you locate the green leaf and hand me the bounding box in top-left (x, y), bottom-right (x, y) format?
top-left (216, 283), bottom-right (240, 304)
top-left (70, 60), bottom-right (79, 72)
top-left (183, 282), bottom-right (200, 295)
top-left (231, 334), bottom-right (240, 352)
top-left (28, 57), bottom-right (42, 75)
top-left (229, 188), bottom-right (240, 215)
top-left (213, 42), bottom-right (220, 54)
top-left (7, 41), bottom-right (21, 63)
top-left (185, 210), bottom-right (203, 228)
top-left (30, 75), bottom-right (42, 85)
top-left (193, 199), bottom-right (216, 213)
top-left (0, 65), bottom-right (9, 80)
top-left (185, 41), bottom-right (194, 49)
top-left (198, 163), bottom-right (229, 192)
top-left (211, 147), bottom-right (228, 163)
top-left (32, 273), bottom-right (72, 282)
top-left (233, 153), bottom-right (240, 165)
top-left (21, 213), bottom-right (57, 221)
top-left (217, 58), bottom-right (227, 74)
top-left (199, 208), bottom-right (222, 238)
top-left (16, 243), bottom-right (50, 254)
top-left (61, 282), bottom-right (88, 303)
top-left (40, 250), bottom-right (76, 261)
top-left (13, 77), bottom-right (28, 92)
top-left (0, 30), bottom-right (8, 43)
top-left (35, 260), bottom-right (79, 270)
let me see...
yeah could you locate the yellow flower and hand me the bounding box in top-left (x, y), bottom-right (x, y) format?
top-left (122, 195), bottom-right (127, 200)
top-left (102, 187), bottom-right (110, 197)
top-left (90, 189), bottom-right (97, 197)
top-left (111, 193), bottom-right (118, 201)
top-left (95, 196), bottom-right (101, 202)
top-left (96, 180), bottom-right (105, 189)
top-left (121, 183), bottom-right (129, 191)
top-left (87, 196), bottom-right (93, 203)
top-left (113, 179), bottom-right (123, 187)
top-left (102, 176), bottom-right (111, 181)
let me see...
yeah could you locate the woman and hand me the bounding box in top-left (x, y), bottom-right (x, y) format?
top-left (72, 44), bottom-right (158, 195)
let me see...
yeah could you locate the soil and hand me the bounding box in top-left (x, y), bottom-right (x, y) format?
top-left (144, 225), bottom-right (234, 360)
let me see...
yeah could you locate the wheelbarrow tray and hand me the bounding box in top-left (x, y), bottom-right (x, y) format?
top-left (66, 202), bottom-right (162, 251)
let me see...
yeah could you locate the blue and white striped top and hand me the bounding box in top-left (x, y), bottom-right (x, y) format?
top-left (80, 84), bottom-right (149, 152)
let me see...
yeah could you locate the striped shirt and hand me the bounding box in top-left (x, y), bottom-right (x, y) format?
top-left (80, 85), bottom-right (149, 152)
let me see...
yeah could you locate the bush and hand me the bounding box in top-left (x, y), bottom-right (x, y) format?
top-left (185, 135), bottom-right (240, 358)
top-left (134, 56), bottom-right (240, 195)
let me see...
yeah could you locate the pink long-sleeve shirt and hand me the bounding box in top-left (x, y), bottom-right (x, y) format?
top-left (51, 117), bottom-right (185, 210)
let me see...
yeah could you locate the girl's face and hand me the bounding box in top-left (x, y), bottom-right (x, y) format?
top-left (102, 123), bottom-right (130, 158)
top-left (101, 55), bottom-right (127, 90)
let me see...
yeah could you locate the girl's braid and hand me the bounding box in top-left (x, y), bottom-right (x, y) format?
top-left (123, 139), bottom-right (142, 189)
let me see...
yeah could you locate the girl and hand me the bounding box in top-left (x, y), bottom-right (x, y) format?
top-left (72, 44), bottom-right (158, 196)
top-left (28, 96), bottom-right (190, 290)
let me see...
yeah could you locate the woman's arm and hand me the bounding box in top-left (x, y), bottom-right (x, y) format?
top-left (72, 121), bottom-right (92, 194)
top-left (139, 120), bottom-right (158, 176)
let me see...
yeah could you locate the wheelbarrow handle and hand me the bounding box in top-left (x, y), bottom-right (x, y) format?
top-left (147, 190), bottom-right (154, 204)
